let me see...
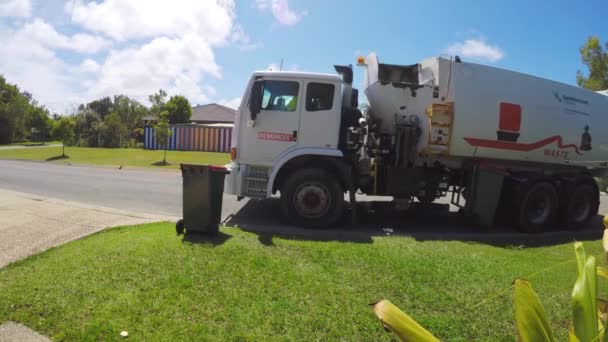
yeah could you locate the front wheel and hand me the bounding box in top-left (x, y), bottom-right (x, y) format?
top-left (280, 168), bottom-right (344, 228)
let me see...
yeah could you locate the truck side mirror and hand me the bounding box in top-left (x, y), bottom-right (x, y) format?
top-left (249, 80), bottom-right (263, 121)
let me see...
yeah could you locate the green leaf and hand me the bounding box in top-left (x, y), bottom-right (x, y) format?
top-left (571, 242), bottom-right (599, 342)
top-left (598, 267), bottom-right (608, 281)
top-left (598, 299), bottom-right (608, 342)
top-left (372, 300), bottom-right (440, 342)
top-left (603, 225), bottom-right (608, 261)
top-left (513, 278), bottom-right (555, 342)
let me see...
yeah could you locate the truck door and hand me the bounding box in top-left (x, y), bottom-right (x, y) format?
top-left (239, 79), bottom-right (301, 164)
top-left (298, 81), bottom-right (341, 148)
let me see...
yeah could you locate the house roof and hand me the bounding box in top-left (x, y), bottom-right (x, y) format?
top-left (141, 103), bottom-right (237, 123)
top-left (191, 103), bottom-right (236, 123)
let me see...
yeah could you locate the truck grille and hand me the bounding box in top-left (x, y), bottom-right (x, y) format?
top-left (243, 166), bottom-right (270, 198)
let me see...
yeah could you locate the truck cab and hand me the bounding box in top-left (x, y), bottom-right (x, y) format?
top-left (225, 70), bottom-right (353, 226)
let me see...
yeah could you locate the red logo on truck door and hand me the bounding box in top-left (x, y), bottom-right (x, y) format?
top-left (257, 132), bottom-right (295, 142)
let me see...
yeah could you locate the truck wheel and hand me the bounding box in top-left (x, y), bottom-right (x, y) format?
top-left (562, 180), bottom-right (599, 230)
top-left (280, 168), bottom-right (344, 228)
top-left (517, 181), bottom-right (558, 233)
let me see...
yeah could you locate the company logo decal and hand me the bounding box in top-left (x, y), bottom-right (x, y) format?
top-left (553, 91), bottom-right (589, 105)
top-left (257, 132), bottom-right (295, 142)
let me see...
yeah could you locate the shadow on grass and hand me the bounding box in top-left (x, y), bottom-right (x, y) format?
top-left (224, 198), bottom-right (605, 248)
top-left (182, 231), bottom-right (231, 246)
top-left (224, 199), bottom-right (375, 244)
top-left (46, 155), bottom-right (69, 161)
top-left (151, 161), bottom-right (171, 166)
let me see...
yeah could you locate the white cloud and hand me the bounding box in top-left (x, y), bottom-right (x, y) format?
top-left (87, 34), bottom-right (221, 105)
top-left (219, 97), bottom-right (242, 110)
top-left (0, 0), bottom-right (30, 17)
top-left (78, 59), bottom-right (100, 73)
top-left (0, 19), bottom-right (108, 112)
top-left (256, 0), bottom-right (306, 26)
top-left (230, 24), bottom-right (263, 51)
top-left (15, 18), bottom-right (111, 54)
top-left (446, 38), bottom-right (504, 62)
top-left (66, 0), bottom-right (234, 43)
top-left (255, 0), bottom-right (269, 11)
top-left (1, 0), bottom-right (251, 112)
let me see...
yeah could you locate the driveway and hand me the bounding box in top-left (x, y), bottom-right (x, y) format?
top-left (0, 188), bottom-right (176, 268)
top-left (0, 144), bottom-right (61, 150)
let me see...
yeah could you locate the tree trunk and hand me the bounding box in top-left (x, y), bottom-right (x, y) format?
top-left (163, 146), bottom-right (167, 163)
top-left (62, 143), bottom-right (65, 157)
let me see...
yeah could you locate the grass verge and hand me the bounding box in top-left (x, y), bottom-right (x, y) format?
top-left (0, 222), bottom-right (604, 341)
top-left (0, 146), bottom-right (229, 169)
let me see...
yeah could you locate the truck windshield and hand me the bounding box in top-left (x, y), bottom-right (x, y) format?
top-left (261, 80), bottom-right (299, 112)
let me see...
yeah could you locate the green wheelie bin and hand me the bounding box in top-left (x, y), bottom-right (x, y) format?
top-left (176, 164), bottom-right (229, 235)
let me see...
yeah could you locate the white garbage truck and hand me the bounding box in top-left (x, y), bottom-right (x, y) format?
top-left (224, 53), bottom-right (608, 232)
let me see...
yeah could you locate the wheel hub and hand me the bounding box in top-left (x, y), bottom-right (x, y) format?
top-left (293, 183), bottom-right (330, 218)
top-left (526, 192), bottom-right (552, 225)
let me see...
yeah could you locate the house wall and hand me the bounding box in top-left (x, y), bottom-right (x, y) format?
top-left (144, 125), bottom-right (232, 152)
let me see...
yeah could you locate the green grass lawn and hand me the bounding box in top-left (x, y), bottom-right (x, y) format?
top-left (0, 223), bottom-right (604, 341)
top-left (0, 146), bottom-right (229, 169)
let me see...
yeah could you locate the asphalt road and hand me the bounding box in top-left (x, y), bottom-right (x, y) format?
top-left (1, 159), bottom-right (606, 245)
top-left (0, 159), bottom-right (190, 217)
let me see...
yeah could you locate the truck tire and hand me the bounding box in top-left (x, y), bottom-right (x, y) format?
top-left (280, 168), bottom-right (344, 228)
top-left (561, 178), bottom-right (599, 230)
top-left (517, 181), bottom-right (558, 233)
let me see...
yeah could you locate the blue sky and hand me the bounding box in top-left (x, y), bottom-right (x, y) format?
top-left (0, 0), bottom-right (606, 113)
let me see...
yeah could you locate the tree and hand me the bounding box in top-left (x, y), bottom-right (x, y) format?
top-left (52, 117), bottom-right (75, 157)
top-left (164, 95), bottom-right (192, 124)
top-left (154, 118), bottom-right (172, 164)
top-left (87, 97), bottom-right (113, 120)
top-left (112, 95), bottom-right (147, 144)
top-left (104, 111), bottom-right (127, 147)
top-left (577, 36), bottom-right (608, 91)
top-left (0, 75), bottom-right (32, 143)
top-left (149, 89), bottom-right (168, 119)
top-left (27, 107), bottom-right (51, 143)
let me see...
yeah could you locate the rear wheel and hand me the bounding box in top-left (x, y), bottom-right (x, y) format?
top-left (280, 168), bottom-right (344, 228)
top-left (561, 179), bottom-right (599, 230)
top-left (517, 181), bottom-right (558, 233)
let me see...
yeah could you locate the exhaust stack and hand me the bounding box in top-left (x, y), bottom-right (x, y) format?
top-left (334, 65), bottom-right (353, 110)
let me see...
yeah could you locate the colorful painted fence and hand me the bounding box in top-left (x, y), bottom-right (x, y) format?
top-left (144, 125), bottom-right (233, 152)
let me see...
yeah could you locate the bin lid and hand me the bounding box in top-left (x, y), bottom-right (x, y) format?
top-left (180, 164), bottom-right (228, 172)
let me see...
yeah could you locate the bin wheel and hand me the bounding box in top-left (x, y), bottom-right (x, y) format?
top-left (176, 219), bottom-right (185, 235)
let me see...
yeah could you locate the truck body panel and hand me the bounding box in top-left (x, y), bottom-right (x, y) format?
top-left (362, 53), bottom-right (608, 169)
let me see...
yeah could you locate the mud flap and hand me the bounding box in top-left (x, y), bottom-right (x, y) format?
top-left (470, 164), bottom-right (505, 227)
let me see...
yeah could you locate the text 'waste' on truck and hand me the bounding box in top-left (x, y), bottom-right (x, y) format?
top-left (224, 53), bottom-right (608, 232)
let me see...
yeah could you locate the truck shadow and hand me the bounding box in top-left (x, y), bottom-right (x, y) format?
top-left (223, 199), bottom-right (605, 247)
